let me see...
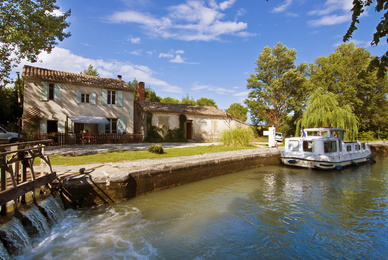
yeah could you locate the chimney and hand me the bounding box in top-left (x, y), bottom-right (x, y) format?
top-left (137, 82), bottom-right (145, 101)
top-left (117, 75), bottom-right (122, 80)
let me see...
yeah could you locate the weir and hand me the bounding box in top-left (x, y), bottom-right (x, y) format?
top-left (0, 140), bottom-right (64, 258)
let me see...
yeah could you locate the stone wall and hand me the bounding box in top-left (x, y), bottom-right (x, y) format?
top-left (58, 149), bottom-right (281, 208)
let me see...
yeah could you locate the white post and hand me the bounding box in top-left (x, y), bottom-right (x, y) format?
top-left (263, 126), bottom-right (277, 147)
top-left (268, 126), bottom-right (276, 147)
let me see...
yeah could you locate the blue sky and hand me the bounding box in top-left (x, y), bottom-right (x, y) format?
top-left (14, 0), bottom-right (387, 110)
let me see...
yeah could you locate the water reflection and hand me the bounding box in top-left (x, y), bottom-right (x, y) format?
top-left (16, 156), bottom-right (388, 259)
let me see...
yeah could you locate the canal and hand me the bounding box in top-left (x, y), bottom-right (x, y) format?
top-left (17, 156), bottom-right (388, 259)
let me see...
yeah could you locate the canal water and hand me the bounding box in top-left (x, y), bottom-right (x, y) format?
top-left (16, 156), bottom-right (388, 259)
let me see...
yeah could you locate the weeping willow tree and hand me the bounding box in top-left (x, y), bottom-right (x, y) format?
top-left (296, 88), bottom-right (358, 140)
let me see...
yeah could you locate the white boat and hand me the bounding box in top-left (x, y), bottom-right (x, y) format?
top-left (280, 127), bottom-right (375, 170)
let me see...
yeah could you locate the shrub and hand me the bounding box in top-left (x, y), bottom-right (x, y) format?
top-left (148, 144), bottom-right (164, 154)
top-left (358, 131), bottom-right (375, 141)
top-left (221, 128), bottom-right (253, 147)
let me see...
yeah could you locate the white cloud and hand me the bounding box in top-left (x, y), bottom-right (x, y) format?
top-left (107, 0), bottom-right (251, 42)
top-left (159, 49), bottom-right (197, 64)
top-left (307, 0), bottom-right (352, 27)
top-left (191, 82), bottom-right (236, 95)
top-left (159, 53), bottom-right (174, 59)
top-left (309, 14), bottom-right (349, 26)
top-left (16, 47), bottom-right (183, 93)
top-left (129, 49), bottom-right (143, 55)
top-left (169, 55), bottom-right (185, 63)
top-left (233, 91), bottom-right (249, 97)
top-left (272, 0), bottom-right (293, 13)
top-left (129, 37), bottom-right (141, 44)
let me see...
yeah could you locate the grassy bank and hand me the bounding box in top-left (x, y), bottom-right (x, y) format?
top-left (50, 145), bottom-right (257, 166)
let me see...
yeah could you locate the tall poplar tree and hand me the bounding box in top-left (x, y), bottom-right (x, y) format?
top-left (245, 42), bottom-right (309, 133)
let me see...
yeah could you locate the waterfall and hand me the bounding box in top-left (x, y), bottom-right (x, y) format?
top-left (0, 241), bottom-right (10, 260)
top-left (38, 196), bottom-right (65, 227)
top-left (0, 195), bottom-right (66, 258)
top-left (0, 218), bottom-right (31, 256)
top-left (15, 206), bottom-right (50, 238)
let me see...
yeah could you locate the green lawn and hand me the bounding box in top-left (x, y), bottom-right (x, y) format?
top-left (50, 145), bottom-right (257, 166)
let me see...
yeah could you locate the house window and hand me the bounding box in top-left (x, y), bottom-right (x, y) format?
top-left (48, 84), bottom-right (55, 100)
top-left (105, 118), bottom-right (117, 133)
top-left (81, 94), bottom-right (90, 103)
top-left (107, 90), bottom-right (116, 105)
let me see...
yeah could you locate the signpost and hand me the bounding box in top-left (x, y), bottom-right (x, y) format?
top-left (263, 126), bottom-right (277, 147)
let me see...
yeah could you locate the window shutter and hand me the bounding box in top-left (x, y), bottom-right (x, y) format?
top-left (54, 83), bottom-right (61, 101)
top-left (102, 89), bottom-right (107, 105)
top-left (40, 82), bottom-right (49, 101)
top-left (40, 119), bottom-right (47, 134)
top-left (58, 120), bottom-right (65, 133)
top-left (76, 91), bottom-right (81, 104)
top-left (117, 91), bottom-right (123, 107)
top-left (118, 118), bottom-right (126, 134)
top-left (90, 93), bottom-right (97, 105)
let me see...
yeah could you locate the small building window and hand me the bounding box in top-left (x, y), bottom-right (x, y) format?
top-left (81, 94), bottom-right (90, 103)
top-left (107, 90), bottom-right (116, 105)
top-left (48, 83), bottom-right (55, 100)
top-left (105, 118), bottom-right (117, 133)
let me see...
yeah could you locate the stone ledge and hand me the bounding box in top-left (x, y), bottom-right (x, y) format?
top-left (55, 148), bottom-right (281, 208)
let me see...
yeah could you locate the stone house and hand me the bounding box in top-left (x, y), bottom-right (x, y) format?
top-left (134, 83), bottom-right (249, 142)
top-left (22, 65), bottom-right (135, 136)
top-left (22, 65), bottom-right (248, 143)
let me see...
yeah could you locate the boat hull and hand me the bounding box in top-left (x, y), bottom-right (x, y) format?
top-left (280, 153), bottom-right (373, 170)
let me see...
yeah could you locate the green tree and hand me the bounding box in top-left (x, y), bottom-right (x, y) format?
top-left (80, 64), bottom-right (99, 76)
top-left (343, 0), bottom-right (388, 77)
top-left (297, 87), bottom-right (358, 140)
top-left (310, 42), bottom-right (388, 133)
top-left (226, 103), bottom-right (248, 122)
top-left (145, 87), bottom-right (161, 102)
top-left (160, 97), bottom-right (180, 104)
top-left (0, 83), bottom-right (22, 127)
top-left (180, 94), bottom-right (196, 105)
top-left (128, 78), bottom-right (138, 100)
top-left (245, 42), bottom-right (309, 133)
top-left (0, 0), bottom-right (71, 86)
top-left (196, 97), bottom-right (218, 108)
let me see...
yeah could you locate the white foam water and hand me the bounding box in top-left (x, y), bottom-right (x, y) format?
top-left (0, 218), bottom-right (31, 256)
top-left (14, 205), bottom-right (158, 260)
top-left (18, 206), bottom-right (50, 238)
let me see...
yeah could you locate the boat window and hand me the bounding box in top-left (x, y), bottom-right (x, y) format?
top-left (288, 140), bottom-right (299, 151)
top-left (355, 144), bottom-right (360, 151)
top-left (303, 141), bottom-right (314, 152)
top-left (307, 131), bottom-right (327, 137)
top-left (347, 145), bottom-right (352, 152)
top-left (324, 141), bottom-right (337, 153)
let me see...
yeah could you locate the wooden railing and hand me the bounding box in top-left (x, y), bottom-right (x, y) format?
top-left (0, 140), bottom-right (56, 215)
top-left (38, 133), bottom-right (143, 146)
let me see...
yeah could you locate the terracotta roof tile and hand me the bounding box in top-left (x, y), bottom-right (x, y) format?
top-left (138, 101), bottom-right (228, 117)
top-left (22, 65), bottom-right (134, 91)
